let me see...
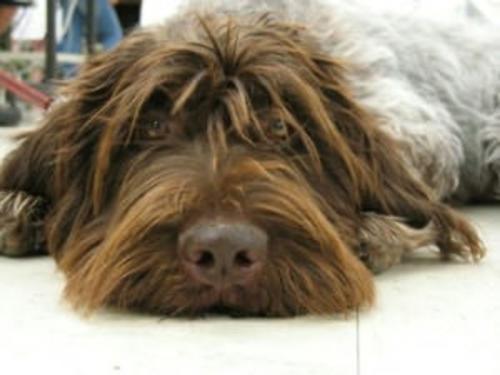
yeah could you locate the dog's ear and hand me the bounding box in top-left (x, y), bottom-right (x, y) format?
top-left (311, 58), bottom-right (485, 261)
top-left (0, 29), bottom-right (159, 203)
top-left (0, 126), bottom-right (56, 198)
top-left (358, 128), bottom-right (485, 261)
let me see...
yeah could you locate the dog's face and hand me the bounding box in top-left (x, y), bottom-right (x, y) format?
top-left (23, 13), bottom-right (467, 316)
top-left (41, 15), bottom-right (377, 316)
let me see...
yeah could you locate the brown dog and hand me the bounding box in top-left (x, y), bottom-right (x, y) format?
top-left (0, 5), bottom-right (485, 316)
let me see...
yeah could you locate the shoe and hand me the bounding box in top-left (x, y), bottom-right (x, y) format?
top-left (0, 104), bottom-right (21, 126)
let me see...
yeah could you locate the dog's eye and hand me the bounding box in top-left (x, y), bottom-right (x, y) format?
top-left (269, 120), bottom-right (289, 140)
top-left (141, 118), bottom-right (168, 139)
top-left (149, 120), bottom-right (162, 130)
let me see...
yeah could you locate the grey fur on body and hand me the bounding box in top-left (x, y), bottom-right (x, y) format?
top-left (183, 0), bottom-right (500, 202)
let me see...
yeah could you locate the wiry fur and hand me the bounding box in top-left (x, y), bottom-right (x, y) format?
top-left (0, 0), bottom-right (495, 317)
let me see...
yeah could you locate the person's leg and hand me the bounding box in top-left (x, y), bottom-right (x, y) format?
top-left (57, 0), bottom-right (85, 76)
top-left (96, 0), bottom-right (122, 50)
top-left (57, 0), bottom-right (84, 54)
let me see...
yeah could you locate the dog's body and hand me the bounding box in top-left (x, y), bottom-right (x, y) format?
top-left (0, 0), bottom-right (497, 316)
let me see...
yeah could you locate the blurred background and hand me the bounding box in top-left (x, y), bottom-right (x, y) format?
top-left (0, 0), bottom-right (498, 127)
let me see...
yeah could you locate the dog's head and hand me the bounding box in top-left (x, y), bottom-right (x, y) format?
top-left (10, 13), bottom-right (479, 316)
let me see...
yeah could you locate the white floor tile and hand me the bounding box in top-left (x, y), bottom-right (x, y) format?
top-left (358, 207), bottom-right (500, 375)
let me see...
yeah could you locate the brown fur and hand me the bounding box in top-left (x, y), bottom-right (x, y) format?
top-left (0, 14), bottom-right (484, 316)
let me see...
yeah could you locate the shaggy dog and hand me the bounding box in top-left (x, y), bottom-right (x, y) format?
top-left (0, 0), bottom-right (497, 316)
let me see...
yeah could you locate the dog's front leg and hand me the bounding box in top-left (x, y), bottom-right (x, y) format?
top-left (0, 191), bottom-right (47, 257)
top-left (357, 212), bottom-right (438, 274)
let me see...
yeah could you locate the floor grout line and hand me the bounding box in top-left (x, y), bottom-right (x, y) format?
top-left (356, 308), bottom-right (361, 375)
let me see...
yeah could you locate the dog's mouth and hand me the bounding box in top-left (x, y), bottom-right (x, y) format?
top-left (188, 284), bottom-right (266, 317)
top-left (201, 305), bottom-right (259, 318)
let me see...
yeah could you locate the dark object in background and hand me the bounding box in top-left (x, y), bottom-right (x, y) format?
top-left (0, 100), bottom-right (20, 126)
top-left (0, 1), bottom-right (33, 5)
top-left (113, 0), bottom-right (140, 32)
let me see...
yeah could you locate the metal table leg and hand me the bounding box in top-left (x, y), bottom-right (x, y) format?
top-left (45, 0), bottom-right (57, 81)
top-left (86, 0), bottom-right (96, 54)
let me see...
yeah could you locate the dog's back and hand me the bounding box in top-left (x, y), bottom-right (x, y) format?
top-left (351, 10), bottom-right (500, 201)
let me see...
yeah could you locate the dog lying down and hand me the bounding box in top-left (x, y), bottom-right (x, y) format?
top-left (0, 0), bottom-right (498, 317)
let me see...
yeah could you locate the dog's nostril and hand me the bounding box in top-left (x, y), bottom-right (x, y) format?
top-left (194, 250), bottom-right (215, 268)
top-left (234, 250), bottom-right (254, 268)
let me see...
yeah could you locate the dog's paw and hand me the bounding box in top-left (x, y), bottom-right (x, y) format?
top-left (358, 213), bottom-right (438, 274)
top-left (432, 205), bottom-right (486, 262)
top-left (357, 241), bottom-right (403, 274)
top-left (437, 228), bottom-right (486, 262)
top-left (0, 191), bottom-right (47, 257)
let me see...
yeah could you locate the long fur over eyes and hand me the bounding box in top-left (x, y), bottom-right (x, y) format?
top-left (0, 0), bottom-right (492, 316)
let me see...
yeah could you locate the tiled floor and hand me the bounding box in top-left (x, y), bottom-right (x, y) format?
top-left (0, 131), bottom-right (499, 375)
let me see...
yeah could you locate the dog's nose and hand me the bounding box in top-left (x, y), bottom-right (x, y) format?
top-left (178, 220), bottom-right (268, 288)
